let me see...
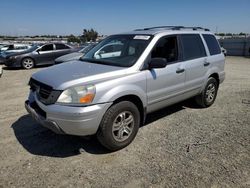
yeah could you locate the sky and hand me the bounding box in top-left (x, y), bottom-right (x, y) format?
top-left (0, 0), bottom-right (249, 36)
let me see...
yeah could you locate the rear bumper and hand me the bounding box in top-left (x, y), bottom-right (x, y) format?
top-left (0, 65), bottom-right (2, 77)
top-left (25, 92), bottom-right (112, 136)
top-left (219, 71), bottom-right (225, 84)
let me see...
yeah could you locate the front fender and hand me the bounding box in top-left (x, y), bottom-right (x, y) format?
top-left (96, 84), bottom-right (147, 107)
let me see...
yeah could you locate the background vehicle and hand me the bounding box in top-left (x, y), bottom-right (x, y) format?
top-left (93, 42), bottom-right (123, 59)
top-left (0, 44), bottom-right (31, 53)
top-left (25, 26), bottom-right (225, 151)
top-left (3, 43), bottom-right (75, 69)
top-left (54, 43), bottom-right (96, 64)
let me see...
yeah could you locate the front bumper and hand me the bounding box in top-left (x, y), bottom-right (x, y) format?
top-left (25, 100), bottom-right (65, 134)
top-left (4, 59), bottom-right (21, 67)
top-left (25, 92), bottom-right (112, 136)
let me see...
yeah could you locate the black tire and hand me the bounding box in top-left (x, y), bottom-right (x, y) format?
top-left (195, 77), bottom-right (218, 108)
top-left (21, 57), bottom-right (34, 69)
top-left (97, 101), bottom-right (140, 151)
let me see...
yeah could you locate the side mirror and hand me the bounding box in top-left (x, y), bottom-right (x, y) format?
top-left (36, 49), bottom-right (40, 54)
top-left (148, 58), bottom-right (167, 69)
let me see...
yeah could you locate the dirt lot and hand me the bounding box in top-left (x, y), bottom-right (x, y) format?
top-left (0, 56), bottom-right (249, 188)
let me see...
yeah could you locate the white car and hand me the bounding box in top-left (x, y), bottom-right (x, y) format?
top-left (0, 44), bottom-right (32, 54)
top-left (94, 43), bottom-right (123, 59)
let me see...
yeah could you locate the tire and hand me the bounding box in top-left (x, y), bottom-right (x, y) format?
top-left (97, 101), bottom-right (140, 151)
top-left (22, 57), bottom-right (34, 69)
top-left (195, 77), bottom-right (218, 108)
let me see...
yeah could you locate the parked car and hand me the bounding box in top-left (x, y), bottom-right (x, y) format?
top-left (54, 43), bottom-right (96, 64)
top-left (3, 43), bottom-right (74, 69)
top-left (0, 44), bottom-right (31, 53)
top-left (25, 26), bottom-right (225, 151)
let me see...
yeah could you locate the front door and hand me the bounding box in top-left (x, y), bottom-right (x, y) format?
top-left (146, 35), bottom-right (186, 113)
top-left (35, 44), bottom-right (55, 65)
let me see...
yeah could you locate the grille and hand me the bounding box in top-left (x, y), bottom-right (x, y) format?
top-left (29, 78), bottom-right (62, 105)
top-left (39, 87), bottom-right (51, 99)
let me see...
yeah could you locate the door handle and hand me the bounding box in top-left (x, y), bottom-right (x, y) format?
top-left (176, 68), bottom-right (185, 74)
top-left (204, 61), bottom-right (210, 67)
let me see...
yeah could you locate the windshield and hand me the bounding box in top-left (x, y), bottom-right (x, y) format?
top-left (24, 44), bottom-right (40, 52)
top-left (80, 34), bottom-right (152, 67)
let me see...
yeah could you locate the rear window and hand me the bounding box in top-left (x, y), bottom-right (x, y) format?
top-left (55, 43), bottom-right (70, 50)
top-left (180, 34), bottom-right (206, 60)
top-left (203, 34), bottom-right (221, 55)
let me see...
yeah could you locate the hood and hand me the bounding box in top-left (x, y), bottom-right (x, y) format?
top-left (32, 60), bottom-right (127, 90)
top-left (55, 52), bottom-right (83, 62)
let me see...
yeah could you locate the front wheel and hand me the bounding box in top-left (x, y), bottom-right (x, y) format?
top-left (195, 77), bottom-right (218, 107)
top-left (97, 101), bottom-right (140, 151)
top-left (22, 58), bottom-right (34, 69)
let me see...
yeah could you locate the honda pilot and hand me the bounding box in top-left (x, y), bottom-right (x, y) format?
top-left (25, 26), bottom-right (225, 151)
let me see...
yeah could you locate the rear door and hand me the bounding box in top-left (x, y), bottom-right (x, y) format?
top-left (146, 35), bottom-right (186, 112)
top-left (54, 43), bottom-right (72, 59)
top-left (179, 34), bottom-right (208, 95)
top-left (202, 34), bottom-right (224, 77)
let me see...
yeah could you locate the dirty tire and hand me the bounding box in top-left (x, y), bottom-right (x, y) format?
top-left (97, 101), bottom-right (140, 151)
top-left (195, 77), bottom-right (218, 108)
top-left (22, 57), bottom-right (34, 69)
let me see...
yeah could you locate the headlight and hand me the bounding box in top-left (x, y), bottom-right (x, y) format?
top-left (9, 56), bottom-right (17, 59)
top-left (57, 85), bottom-right (95, 105)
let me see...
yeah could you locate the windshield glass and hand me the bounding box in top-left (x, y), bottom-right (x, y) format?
top-left (24, 44), bottom-right (40, 52)
top-left (81, 34), bottom-right (152, 67)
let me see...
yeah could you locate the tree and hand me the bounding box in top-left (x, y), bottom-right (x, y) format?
top-left (82, 28), bottom-right (98, 42)
top-left (217, 33), bottom-right (225, 36)
top-left (67, 34), bottom-right (81, 43)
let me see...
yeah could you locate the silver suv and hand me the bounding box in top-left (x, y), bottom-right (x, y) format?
top-left (25, 26), bottom-right (225, 151)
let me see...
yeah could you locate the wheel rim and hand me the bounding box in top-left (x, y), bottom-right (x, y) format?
top-left (23, 59), bottom-right (33, 69)
top-left (205, 83), bottom-right (216, 103)
top-left (112, 111), bottom-right (135, 142)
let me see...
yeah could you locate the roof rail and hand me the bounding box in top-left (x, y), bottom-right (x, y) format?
top-left (134, 26), bottom-right (210, 31)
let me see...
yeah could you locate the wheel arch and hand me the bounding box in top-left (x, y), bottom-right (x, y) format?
top-left (209, 73), bottom-right (219, 86)
top-left (112, 94), bottom-right (146, 126)
top-left (21, 56), bottom-right (36, 66)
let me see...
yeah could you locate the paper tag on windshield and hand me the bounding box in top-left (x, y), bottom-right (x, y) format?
top-left (133, 35), bottom-right (150, 40)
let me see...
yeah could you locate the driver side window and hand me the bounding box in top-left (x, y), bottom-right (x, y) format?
top-left (40, 44), bottom-right (54, 51)
top-left (151, 36), bottom-right (179, 63)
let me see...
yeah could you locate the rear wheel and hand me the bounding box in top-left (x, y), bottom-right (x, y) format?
top-left (97, 101), bottom-right (140, 151)
top-left (195, 77), bottom-right (218, 107)
top-left (22, 58), bottom-right (34, 69)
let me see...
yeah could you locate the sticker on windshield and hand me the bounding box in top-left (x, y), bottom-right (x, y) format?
top-left (133, 35), bottom-right (150, 40)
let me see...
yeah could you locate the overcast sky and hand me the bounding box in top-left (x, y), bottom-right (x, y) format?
top-left (0, 0), bottom-right (249, 36)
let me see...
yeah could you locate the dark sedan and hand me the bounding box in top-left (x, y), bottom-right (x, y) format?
top-left (3, 43), bottom-right (75, 69)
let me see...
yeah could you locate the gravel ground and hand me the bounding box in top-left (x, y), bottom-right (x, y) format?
top-left (0, 56), bottom-right (249, 188)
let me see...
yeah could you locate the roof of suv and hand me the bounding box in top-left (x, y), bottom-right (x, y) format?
top-left (123, 26), bottom-right (213, 36)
